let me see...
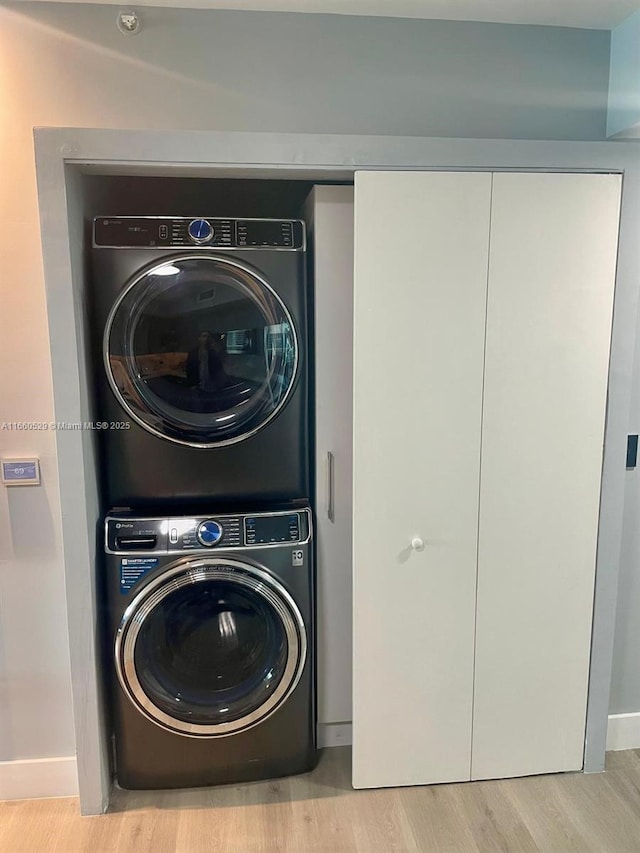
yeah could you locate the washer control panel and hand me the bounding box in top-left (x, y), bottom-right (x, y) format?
top-left (106, 508), bottom-right (310, 554)
top-left (93, 217), bottom-right (305, 250)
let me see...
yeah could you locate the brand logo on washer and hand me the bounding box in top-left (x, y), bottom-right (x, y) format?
top-left (292, 550), bottom-right (304, 567)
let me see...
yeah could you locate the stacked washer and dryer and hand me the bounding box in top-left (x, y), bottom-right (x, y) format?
top-left (89, 215), bottom-right (316, 789)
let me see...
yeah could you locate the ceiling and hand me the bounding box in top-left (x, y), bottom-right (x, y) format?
top-left (14, 0), bottom-right (640, 30)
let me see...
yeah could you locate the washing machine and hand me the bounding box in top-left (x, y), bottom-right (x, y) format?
top-left (90, 216), bottom-right (309, 509)
top-left (103, 505), bottom-right (316, 789)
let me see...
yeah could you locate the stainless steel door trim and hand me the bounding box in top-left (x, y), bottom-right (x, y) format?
top-left (114, 557), bottom-right (307, 738)
top-left (102, 253), bottom-right (300, 449)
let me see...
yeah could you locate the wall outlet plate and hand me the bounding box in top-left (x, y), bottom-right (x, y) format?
top-left (1, 458), bottom-right (41, 486)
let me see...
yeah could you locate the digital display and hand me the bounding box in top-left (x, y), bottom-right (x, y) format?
top-left (245, 514), bottom-right (299, 544)
top-left (237, 220), bottom-right (293, 247)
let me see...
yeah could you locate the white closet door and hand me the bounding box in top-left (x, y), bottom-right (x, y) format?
top-left (352, 171), bottom-right (491, 788)
top-left (472, 173), bottom-right (622, 780)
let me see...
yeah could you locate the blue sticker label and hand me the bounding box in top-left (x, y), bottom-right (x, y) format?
top-left (120, 557), bottom-right (159, 593)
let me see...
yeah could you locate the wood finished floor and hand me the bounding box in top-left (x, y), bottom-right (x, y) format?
top-left (2, 748), bottom-right (640, 852)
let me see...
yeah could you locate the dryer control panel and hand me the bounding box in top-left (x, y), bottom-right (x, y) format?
top-left (106, 508), bottom-right (311, 554)
top-left (93, 217), bottom-right (305, 250)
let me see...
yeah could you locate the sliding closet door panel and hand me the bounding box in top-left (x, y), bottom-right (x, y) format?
top-left (352, 171), bottom-right (491, 788)
top-left (472, 173), bottom-right (622, 780)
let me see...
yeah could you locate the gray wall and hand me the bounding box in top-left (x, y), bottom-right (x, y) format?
top-left (608, 8), bottom-right (640, 137)
top-left (610, 323), bottom-right (640, 714)
top-left (3, 2), bottom-right (611, 139)
top-left (0, 0), bottom-right (631, 779)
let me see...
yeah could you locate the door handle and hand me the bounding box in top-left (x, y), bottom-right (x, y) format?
top-left (327, 451), bottom-right (335, 523)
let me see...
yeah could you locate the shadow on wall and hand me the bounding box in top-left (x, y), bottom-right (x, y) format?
top-left (3, 481), bottom-right (57, 561)
top-left (0, 603), bottom-right (11, 759)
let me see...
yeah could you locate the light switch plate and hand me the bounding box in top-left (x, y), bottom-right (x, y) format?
top-left (1, 458), bottom-right (41, 486)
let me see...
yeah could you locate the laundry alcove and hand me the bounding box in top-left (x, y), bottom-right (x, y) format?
top-left (33, 128), bottom-right (640, 813)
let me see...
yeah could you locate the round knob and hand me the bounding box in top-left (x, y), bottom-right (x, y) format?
top-left (411, 537), bottom-right (425, 552)
top-left (187, 218), bottom-right (214, 244)
top-left (197, 519), bottom-right (223, 547)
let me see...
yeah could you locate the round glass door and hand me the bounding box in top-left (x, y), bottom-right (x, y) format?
top-left (105, 255), bottom-right (298, 447)
top-left (115, 560), bottom-right (306, 736)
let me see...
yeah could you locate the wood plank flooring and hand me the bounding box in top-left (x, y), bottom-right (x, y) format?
top-left (2, 748), bottom-right (640, 852)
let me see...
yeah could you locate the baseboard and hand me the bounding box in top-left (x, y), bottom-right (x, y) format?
top-left (0, 756), bottom-right (78, 801)
top-left (317, 722), bottom-right (353, 748)
top-left (607, 712), bottom-right (640, 751)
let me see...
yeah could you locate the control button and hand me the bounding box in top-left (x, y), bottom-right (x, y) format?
top-left (187, 218), bottom-right (214, 245)
top-left (158, 224), bottom-right (169, 240)
top-left (196, 519), bottom-right (223, 546)
top-left (169, 527), bottom-right (178, 544)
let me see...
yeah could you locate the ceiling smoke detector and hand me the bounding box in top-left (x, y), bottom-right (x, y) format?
top-left (117, 9), bottom-right (140, 35)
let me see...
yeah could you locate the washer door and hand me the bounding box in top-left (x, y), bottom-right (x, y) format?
top-left (115, 559), bottom-right (307, 737)
top-left (105, 255), bottom-right (298, 447)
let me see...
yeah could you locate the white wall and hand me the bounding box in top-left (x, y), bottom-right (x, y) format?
top-left (0, 0), bottom-right (624, 795)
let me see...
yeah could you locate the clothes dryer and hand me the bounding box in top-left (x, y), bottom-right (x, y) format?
top-left (90, 216), bottom-right (309, 508)
top-left (103, 506), bottom-right (316, 789)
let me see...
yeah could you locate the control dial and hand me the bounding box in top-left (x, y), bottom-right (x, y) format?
top-left (196, 519), bottom-right (223, 547)
top-left (187, 218), bottom-right (214, 244)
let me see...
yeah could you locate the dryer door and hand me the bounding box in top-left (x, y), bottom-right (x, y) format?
top-left (115, 559), bottom-right (307, 737)
top-left (105, 255), bottom-right (298, 447)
